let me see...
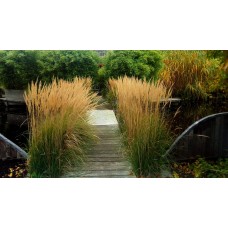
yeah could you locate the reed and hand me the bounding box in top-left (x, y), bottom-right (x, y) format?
top-left (24, 78), bottom-right (98, 177)
top-left (160, 51), bottom-right (220, 100)
top-left (109, 76), bottom-right (172, 177)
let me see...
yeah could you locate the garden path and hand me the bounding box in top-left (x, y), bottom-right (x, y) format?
top-left (62, 97), bottom-right (135, 178)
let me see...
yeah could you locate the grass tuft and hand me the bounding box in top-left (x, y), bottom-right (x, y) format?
top-left (160, 51), bottom-right (220, 100)
top-left (24, 77), bottom-right (98, 177)
top-left (109, 76), bottom-right (172, 177)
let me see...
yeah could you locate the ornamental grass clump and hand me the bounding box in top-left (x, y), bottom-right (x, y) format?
top-left (109, 76), bottom-right (172, 177)
top-left (24, 78), bottom-right (98, 177)
top-left (160, 51), bottom-right (221, 100)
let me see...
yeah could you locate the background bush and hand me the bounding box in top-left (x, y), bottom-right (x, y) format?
top-left (0, 50), bottom-right (100, 90)
top-left (97, 50), bottom-right (163, 93)
top-left (0, 50), bottom-right (226, 98)
top-left (206, 50), bottom-right (228, 97)
top-left (38, 50), bottom-right (100, 83)
top-left (0, 50), bottom-right (40, 89)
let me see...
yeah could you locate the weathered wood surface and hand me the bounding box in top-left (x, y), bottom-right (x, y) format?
top-left (62, 98), bottom-right (134, 178)
top-left (63, 125), bottom-right (134, 178)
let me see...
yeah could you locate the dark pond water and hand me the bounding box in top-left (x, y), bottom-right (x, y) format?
top-left (166, 99), bottom-right (228, 137)
top-left (0, 104), bottom-right (28, 150)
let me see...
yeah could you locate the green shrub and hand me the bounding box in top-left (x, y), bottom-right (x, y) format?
top-left (206, 50), bottom-right (228, 97)
top-left (0, 50), bottom-right (40, 89)
top-left (0, 50), bottom-right (101, 90)
top-left (38, 50), bottom-right (100, 83)
top-left (192, 158), bottom-right (228, 178)
top-left (99, 51), bottom-right (163, 93)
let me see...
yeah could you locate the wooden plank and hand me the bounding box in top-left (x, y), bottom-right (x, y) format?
top-left (63, 107), bottom-right (135, 178)
top-left (81, 175), bottom-right (134, 178)
top-left (95, 136), bottom-right (121, 139)
top-left (90, 141), bottom-right (122, 145)
top-left (86, 153), bottom-right (123, 157)
top-left (84, 161), bottom-right (130, 166)
top-left (64, 170), bottom-right (133, 178)
top-left (95, 131), bottom-right (120, 134)
top-left (91, 140), bottom-right (122, 144)
top-left (89, 145), bottom-right (122, 149)
top-left (87, 147), bottom-right (123, 151)
top-left (93, 129), bottom-right (120, 133)
top-left (86, 153), bottom-right (124, 159)
top-left (88, 145), bottom-right (122, 151)
top-left (82, 161), bottom-right (130, 170)
top-left (86, 157), bottom-right (126, 162)
top-left (81, 170), bottom-right (133, 177)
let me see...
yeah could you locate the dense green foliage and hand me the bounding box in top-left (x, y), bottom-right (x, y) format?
top-left (206, 50), bottom-right (225, 60)
top-left (0, 50), bottom-right (40, 89)
top-left (0, 50), bottom-right (100, 89)
top-left (0, 50), bottom-right (227, 98)
top-left (96, 50), bottom-right (163, 92)
top-left (38, 50), bottom-right (100, 83)
top-left (104, 50), bottom-right (163, 79)
top-left (206, 50), bottom-right (228, 96)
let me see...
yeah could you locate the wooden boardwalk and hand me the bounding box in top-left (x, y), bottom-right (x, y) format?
top-left (64, 125), bottom-right (134, 178)
top-left (63, 100), bottom-right (134, 178)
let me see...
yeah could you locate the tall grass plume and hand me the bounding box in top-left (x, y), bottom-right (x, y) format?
top-left (109, 76), bottom-right (172, 177)
top-left (24, 77), bottom-right (98, 177)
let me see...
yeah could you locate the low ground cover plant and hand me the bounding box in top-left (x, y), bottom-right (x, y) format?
top-left (24, 77), bottom-right (97, 177)
top-left (172, 158), bottom-right (228, 178)
top-left (109, 76), bottom-right (172, 177)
